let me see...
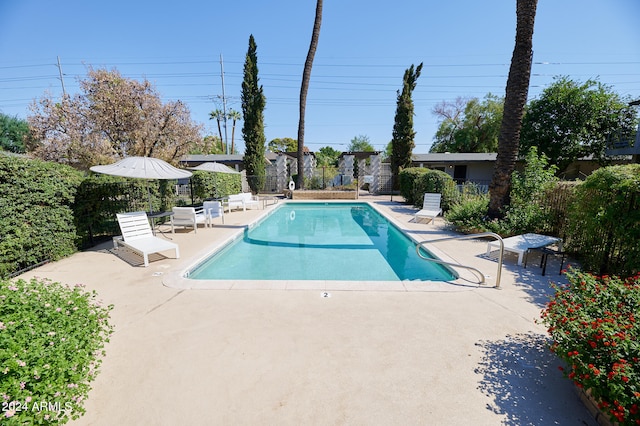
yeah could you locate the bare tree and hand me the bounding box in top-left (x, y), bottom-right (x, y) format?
top-left (28, 68), bottom-right (202, 169)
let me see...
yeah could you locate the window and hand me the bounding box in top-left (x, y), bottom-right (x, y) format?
top-left (453, 165), bottom-right (467, 184)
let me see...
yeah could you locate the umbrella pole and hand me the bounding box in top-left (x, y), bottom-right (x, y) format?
top-left (147, 184), bottom-right (153, 214)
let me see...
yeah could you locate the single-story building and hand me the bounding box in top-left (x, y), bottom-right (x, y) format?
top-left (411, 153), bottom-right (496, 187)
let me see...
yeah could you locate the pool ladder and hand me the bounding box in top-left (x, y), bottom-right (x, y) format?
top-left (415, 232), bottom-right (504, 289)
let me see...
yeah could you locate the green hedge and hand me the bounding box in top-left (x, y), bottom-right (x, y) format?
top-left (566, 164), bottom-right (640, 276)
top-left (398, 167), bottom-right (460, 210)
top-left (0, 154), bottom-right (83, 278)
top-left (74, 175), bottom-right (155, 247)
top-left (0, 154), bottom-right (246, 277)
top-left (190, 170), bottom-right (241, 200)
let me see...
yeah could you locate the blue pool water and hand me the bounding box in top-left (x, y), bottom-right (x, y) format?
top-left (188, 202), bottom-right (456, 281)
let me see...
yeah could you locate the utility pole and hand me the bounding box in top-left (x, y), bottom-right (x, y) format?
top-left (56, 56), bottom-right (66, 97)
top-left (220, 54), bottom-right (229, 154)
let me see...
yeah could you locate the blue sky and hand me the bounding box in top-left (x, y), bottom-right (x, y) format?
top-left (1, 0), bottom-right (639, 153)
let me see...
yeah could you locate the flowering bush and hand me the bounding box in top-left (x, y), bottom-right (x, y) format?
top-left (0, 278), bottom-right (113, 424)
top-left (540, 269), bottom-right (640, 425)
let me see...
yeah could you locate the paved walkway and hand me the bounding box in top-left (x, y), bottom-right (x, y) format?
top-left (19, 194), bottom-right (598, 425)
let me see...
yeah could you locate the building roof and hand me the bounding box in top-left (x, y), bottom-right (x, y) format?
top-left (412, 153), bottom-right (497, 163)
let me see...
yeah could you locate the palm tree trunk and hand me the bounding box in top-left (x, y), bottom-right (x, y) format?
top-left (297, 0), bottom-right (323, 189)
top-left (216, 119), bottom-right (224, 152)
top-left (231, 118), bottom-right (236, 154)
top-left (488, 0), bottom-right (538, 218)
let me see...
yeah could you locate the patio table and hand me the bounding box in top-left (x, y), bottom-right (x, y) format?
top-left (146, 211), bottom-right (173, 237)
top-left (486, 233), bottom-right (562, 266)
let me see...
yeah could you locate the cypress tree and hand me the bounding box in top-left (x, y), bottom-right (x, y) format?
top-left (241, 34), bottom-right (266, 193)
top-left (391, 63), bottom-right (423, 189)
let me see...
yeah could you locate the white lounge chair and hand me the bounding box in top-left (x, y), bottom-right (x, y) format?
top-left (114, 211), bottom-right (180, 267)
top-left (225, 192), bottom-right (260, 212)
top-left (202, 201), bottom-right (224, 225)
top-left (170, 207), bottom-right (207, 233)
top-left (415, 193), bottom-right (442, 224)
top-left (487, 233), bottom-right (562, 266)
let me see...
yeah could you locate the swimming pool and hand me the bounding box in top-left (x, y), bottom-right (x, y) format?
top-left (186, 202), bottom-right (456, 282)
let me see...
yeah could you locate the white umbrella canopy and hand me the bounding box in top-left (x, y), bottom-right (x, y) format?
top-left (189, 162), bottom-right (241, 199)
top-left (90, 156), bottom-right (192, 213)
top-left (90, 156), bottom-right (192, 179)
top-left (189, 162), bottom-right (239, 174)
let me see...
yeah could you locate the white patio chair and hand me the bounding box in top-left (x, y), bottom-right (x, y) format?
top-left (225, 192), bottom-right (260, 212)
top-left (202, 201), bottom-right (224, 225)
top-left (114, 211), bottom-right (179, 267)
top-left (414, 193), bottom-right (442, 224)
top-left (170, 207), bottom-right (207, 233)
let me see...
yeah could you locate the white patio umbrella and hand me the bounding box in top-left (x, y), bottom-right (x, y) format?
top-left (90, 156), bottom-right (192, 213)
top-left (189, 162), bottom-right (240, 199)
top-left (189, 162), bottom-right (239, 174)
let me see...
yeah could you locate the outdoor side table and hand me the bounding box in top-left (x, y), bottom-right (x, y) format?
top-left (146, 211), bottom-right (173, 236)
top-left (260, 195), bottom-right (280, 208)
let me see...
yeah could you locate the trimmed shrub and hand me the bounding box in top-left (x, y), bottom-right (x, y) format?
top-left (397, 167), bottom-right (428, 205)
top-left (0, 154), bottom-right (83, 278)
top-left (398, 168), bottom-right (459, 210)
top-left (566, 164), bottom-right (640, 276)
top-left (414, 169), bottom-right (460, 211)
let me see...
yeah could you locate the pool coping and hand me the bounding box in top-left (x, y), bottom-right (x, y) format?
top-left (162, 200), bottom-right (489, 292)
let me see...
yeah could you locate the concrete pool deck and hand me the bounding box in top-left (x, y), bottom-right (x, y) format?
top-left (18, 194), bottom-right (599, 425)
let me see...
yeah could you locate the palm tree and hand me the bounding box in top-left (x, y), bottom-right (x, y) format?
top-left (296, 0), bottom-right (323, 189)
top-left (209, 109), bottom-right (225, 153)
top-left (227, 109), bottom-right (241, 154)
top-left (488, 0), bottom-right (538, 218)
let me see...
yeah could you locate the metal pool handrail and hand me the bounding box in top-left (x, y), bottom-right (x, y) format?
top-left (415, 232), bottom-right (504, 289)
